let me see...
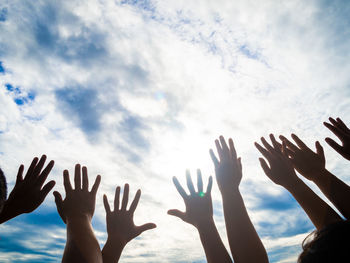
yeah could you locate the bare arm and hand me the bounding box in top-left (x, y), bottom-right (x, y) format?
top-left (168, 170), bottom-right (232, 263)
top-left (53, 164), bottom-right (102, 263)
top-left (280, 133), bottom-right (350, 219)
top-left (211, 137), bottom-right (268, 263)
top-left (256, 134), bottom-right (342, 231)
top-left (102, 184), bottom-right (156, 263)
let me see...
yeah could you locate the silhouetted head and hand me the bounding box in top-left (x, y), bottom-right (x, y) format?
top-left (0, 168), bottom-right (7, 213)
top-left (298, 220), bottom-right (350, 263)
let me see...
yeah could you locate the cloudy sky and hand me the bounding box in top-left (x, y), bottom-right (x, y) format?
top-left (0, 0), bottom-right (350, 262)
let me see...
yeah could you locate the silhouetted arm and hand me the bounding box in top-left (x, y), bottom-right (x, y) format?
top-left (280, 133), bottom-right (350, 219)
top-left (211, 137), bottom-right (268, 263)
top-left (53, 164), bottom-right (102, 263)
top-left (168, 170), bottom-right (232, 263)
top-left (256, 134), bottom-right (342, 231)
top-left (0, 155), bottom-right (55, 223)
top-left (102, 184), bottom-right (156, 263)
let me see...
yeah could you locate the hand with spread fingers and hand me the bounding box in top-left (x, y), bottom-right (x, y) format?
top-left (255, 134), bottom-right (342, 231)
top-left (212, 136), bottom-right (268, 263)
top-left (54, 164), bottom-right (102, 263)
top-left (168, 170), bottom-right (232, 263)
top-left (102, 184), bottom-right (156, 263)
top-left (324, 117), bottom-right (350, 160)
top-left (210, 136), bottom-right (242, 193)
top-left (279, 134), bottom-right (326, 181)
top-left (0, 155), bottom-right (55, 224)
top-left (53, 164), bottom-right (101, 223)
top-left (255, 134), bottom-right (300, 188)
top-left (168, 170), bottom-right (213, 228)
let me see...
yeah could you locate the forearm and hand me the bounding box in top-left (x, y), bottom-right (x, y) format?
top-left (285, 178), bottom-right (342, 230)
top-left (63, 217), bottom-right (102, 263)
top-left (312, 169), bottom-right (350, 219)
top-left (222, 190), bottom-right (268, 263)
top-left (102, 238), bottom-right (125, 263)
top-left (197, 219), bottom-right (232, 263)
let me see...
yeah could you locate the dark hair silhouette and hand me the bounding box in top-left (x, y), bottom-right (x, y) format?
top-left (298, 220), bottom-right (350, 263)
top-left (0, 168), bottom-right (7, 212)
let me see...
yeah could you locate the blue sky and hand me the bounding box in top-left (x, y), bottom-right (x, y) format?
top-left (1, 0), bottom-right (350, 262)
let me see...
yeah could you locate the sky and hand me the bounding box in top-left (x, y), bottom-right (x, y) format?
top-left (0, 0), bottom-right (350, 262)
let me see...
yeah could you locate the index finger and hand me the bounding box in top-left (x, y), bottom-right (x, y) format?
top-left (172, 176), bottom-right (187, 199)
top-left (209, 149), bottom-right (219, 168)
top-left (103, 194), bottom-right (111, 214)
top-left (129, 189), bottom-right (141, 213)
top-left (90, 175), bottom-right (101, 196)
top-left (63, 170), bottom-right (73, 193)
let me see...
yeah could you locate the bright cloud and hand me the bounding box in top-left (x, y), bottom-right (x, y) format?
top-left (0, 0), bottom-right (350, 262)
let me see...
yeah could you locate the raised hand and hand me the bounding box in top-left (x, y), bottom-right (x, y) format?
top-left (209, 136), bottom-right (242, 193)
top-left (103, 184), bottom-right (156, 246)
top-left (0, 155), bottom-right (55, 223)
top-left (279, 134), bottom-right (325, 181)
top-left (324, 117), bottom-right (350, 160)
top-left (168, 170), bottom-right (213, 229)
top-left (53, 164), bottom-right (101, 223)
top-left (168, 170), bottom-right (232, 263)
top-left (212, 136), bottom-right (268, 263)
top-left (256, 134), bottom-right (342, 230)
top-left (54, 164), bottom-right (102, 263)
top-left (255, 134), bottom-right (299, 188)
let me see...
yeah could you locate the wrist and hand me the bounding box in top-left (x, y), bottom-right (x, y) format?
top-left (307, 168), bottom-right (328, 182)
top-left (220, 185), bottom-right (240, 197)
top-left (283, 177), bottom-right (305, 192)
top-left (66, 214), bottom-right (92, 224)
top-left (196, 217), bottom-right (215, 231)
top-left (105, 236), bottom-right (127, 248)
top-left (221, 187), bottom-right (241, 201)
top-left (311, 168), bottom-right (330, 182)
top-left (0, 201), bottom-right (21, 223)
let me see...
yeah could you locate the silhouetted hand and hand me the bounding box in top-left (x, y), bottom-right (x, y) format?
top-left (324, 117), bottom-right (350, 160)
top-left (209, 136), bottom-right (242, 193)
top-left (168, 170), bottom-right (213, 229)
top-left (279, 134), bottom-right (326, 181)
top-left (103, 184), bottom-right (156, 247)
top-left (0, 155), bottom-right (55, 223)
top-left (255, 134), bottom-right (299, 188)
top-left (53, 164), bottom-right (101, 223)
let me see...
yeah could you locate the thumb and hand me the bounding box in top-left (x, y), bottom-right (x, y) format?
top-left (53, 191), bottom-right (66, 224)
top-left (167, 209), bottom-right (186, 221)
top-left (136, 223), bottom-right (157, 235)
